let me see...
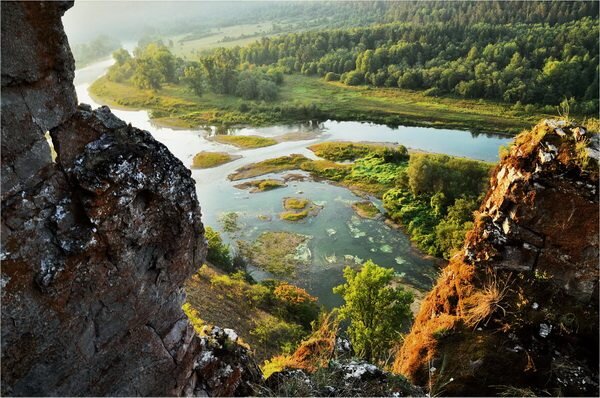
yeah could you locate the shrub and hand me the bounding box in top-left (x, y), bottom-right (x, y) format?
top-left (274, 283), bottom-right (320, 328)
top-left (205, 226), bottom-right (234, 271)
top-left (344, 70), bottom-right (365, 86)
top-left (251, 316), bottom-right (305, 353)
top-left (324, 72), bottom-right (340, 81)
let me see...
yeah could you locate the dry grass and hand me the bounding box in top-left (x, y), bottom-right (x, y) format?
top-left (393, 259), bottom-right (475, 380)
top-left (463, 270), bottom-right (512, 328)
top-left (262, 311), bottom-right (340, 378)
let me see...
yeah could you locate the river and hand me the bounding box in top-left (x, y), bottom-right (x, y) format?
top-left (74, 58), bottom-right (511, 308)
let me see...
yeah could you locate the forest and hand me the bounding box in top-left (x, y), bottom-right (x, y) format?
top-left (103, 0), bottom-right (598, 114)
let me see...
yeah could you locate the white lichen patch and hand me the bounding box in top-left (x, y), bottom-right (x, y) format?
top-left (194, 350), bottom-right (216, 369)
top-left (342, 361), bottom-right (378, 380)
top-left (223, 328), bottom-right (238, 343)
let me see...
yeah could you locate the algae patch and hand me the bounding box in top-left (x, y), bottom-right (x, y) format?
top-left (240, 231), bottom-right (312, 277)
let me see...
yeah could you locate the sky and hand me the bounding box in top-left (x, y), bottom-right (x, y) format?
top-left (62, 1), bottom-right (269, 44)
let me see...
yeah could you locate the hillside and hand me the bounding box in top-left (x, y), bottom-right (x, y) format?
top-left (394, 120), bottom-right (599, 396)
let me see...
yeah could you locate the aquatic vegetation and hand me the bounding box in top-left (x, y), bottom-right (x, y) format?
top-left (309, 142), bottom-right (408, 162)
top-left (234, 178), bottom-right (287, 193)
top-left (283, 197), bottom-right (309, 210)
top-left (324, 254), bottom-right (337, 264)
top-left (395, 256), bottom-right (406, 265)
top-left (293, 242), bottom-right (312, 264)
top-left (343, 254), bottom-right (363, 264)
top-left (239, 231), bottom-right (312, 277)
top-left (191, 151), bottom-right (239, 168)
top-left (280, 197), bottom-right (322, 222)
top-left (280, 210), bottom-right (309, 221)
top-left (228, 154), bottom-right (309, 180)
top-left (346, 218), bottom-right (367, 238)
top-left (380, 244), bottom-right (393, 253)
top-left (211, 134), bottom-right (277, 149)
top-left (219, 211), bottom-right (241, 233)
top-left (352, 201), bottom-right (380, 219)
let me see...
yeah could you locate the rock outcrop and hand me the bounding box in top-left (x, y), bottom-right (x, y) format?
top-left (394, 120), bottom-right (599, 396)
top-left (1, 2), bottom-right (259, 396)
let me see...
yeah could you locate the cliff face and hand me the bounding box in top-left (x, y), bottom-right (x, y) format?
top-left (394, 121), bottom-right (599, 396)
top-left (1, 2), bottom-right (259, 396)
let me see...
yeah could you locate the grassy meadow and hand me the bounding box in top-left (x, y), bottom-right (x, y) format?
top-left (89, 73), bottom-right (541, 134)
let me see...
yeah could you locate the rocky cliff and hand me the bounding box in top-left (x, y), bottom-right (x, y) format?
top-left (1, 2), bottom-right (259, 396)
top-left (394, 120), bottom-right (599, 396)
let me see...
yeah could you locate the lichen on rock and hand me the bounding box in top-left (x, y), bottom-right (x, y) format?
top-left (1, 2), bottom-right (259, 396)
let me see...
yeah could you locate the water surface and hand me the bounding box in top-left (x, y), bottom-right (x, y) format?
top-left (75, 60), bottom-right (510, 308)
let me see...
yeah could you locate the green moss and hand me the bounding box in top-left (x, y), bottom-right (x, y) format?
top-left (211, 134), bottom-right (277, 149)
top-left (191, 151), bottom-right (239, 168)
top-left (280, 197), bottom-right (322, 222)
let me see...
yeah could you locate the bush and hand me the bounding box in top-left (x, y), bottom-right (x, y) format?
top-left (344, 70), bottom-right (365, 86)
top-left (251, 316), bottom-right (305, 353)
top-left (423, 87), bottom-right (442, 97)
top-left (274, 283), bottom-right (320, 328)
top-left (205, 226), bottom-right (234, 271)
top-left (324, 72), bottom-right (340, 81)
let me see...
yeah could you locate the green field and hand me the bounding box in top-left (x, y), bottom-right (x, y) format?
top-left (90, 73), bottom-right (543, 134)
top-left (170, 23), bottom-right (276, 58)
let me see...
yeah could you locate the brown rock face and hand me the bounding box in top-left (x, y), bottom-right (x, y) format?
top-left (1, 2), bottom-right (259, 396)
top-left (394, 121), bottom-right (599, 396)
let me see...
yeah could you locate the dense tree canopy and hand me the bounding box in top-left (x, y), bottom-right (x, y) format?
top-left (231, 14), bottom-right (598, 112)
top-left (383, 154), bottom-right (492, 259)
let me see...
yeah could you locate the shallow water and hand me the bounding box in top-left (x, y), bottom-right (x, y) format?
top-left (75, 60), bottom-right (511, 308)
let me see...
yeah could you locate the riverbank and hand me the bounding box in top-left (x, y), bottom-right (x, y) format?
top-left (89, 73), bottom-right (541, 135)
